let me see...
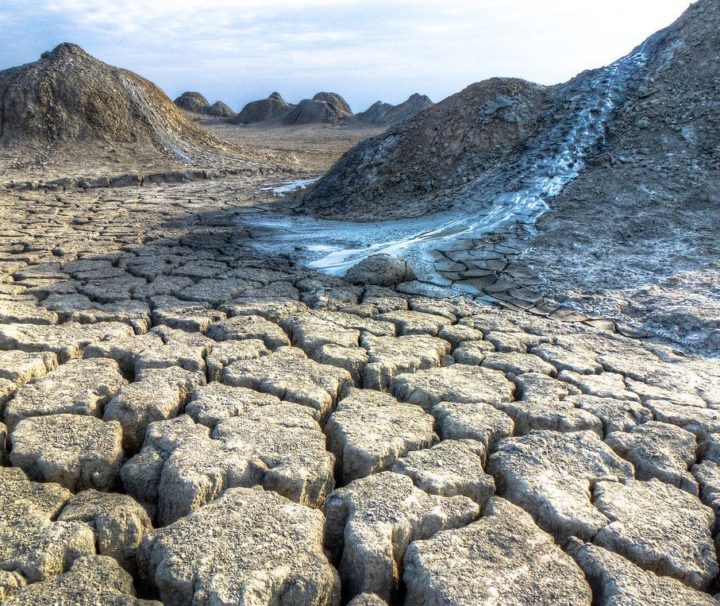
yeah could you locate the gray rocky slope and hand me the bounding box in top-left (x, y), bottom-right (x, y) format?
top-left (293, 0), bottom-right (720, 356)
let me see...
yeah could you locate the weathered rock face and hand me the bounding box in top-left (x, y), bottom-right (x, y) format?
top-left (173, 91), bottom-right (210, 114)
top-left (297, 78), bottom-right (548, 219)
top-left (355, 93), bottom-right (434, 127)
top-left (0, 43), bottom-right (236, 163)
top-left (232, 91), bottom-right (291, 124)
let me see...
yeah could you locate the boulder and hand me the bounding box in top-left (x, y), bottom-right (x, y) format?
top-left (345, 254), bottom-right (416, 286)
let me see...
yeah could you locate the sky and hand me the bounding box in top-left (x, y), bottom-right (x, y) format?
top-left (0, 0), bottom-right (696, 113)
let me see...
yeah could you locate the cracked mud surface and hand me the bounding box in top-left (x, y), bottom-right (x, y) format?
top-left (1, 175), bottom-right (719, 605)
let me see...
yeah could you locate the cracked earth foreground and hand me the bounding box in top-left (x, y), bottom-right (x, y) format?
top-left (0, 173), bottom-right (719, 605)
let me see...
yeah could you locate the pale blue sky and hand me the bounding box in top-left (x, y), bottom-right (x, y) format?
top-left (0, 0), bottom-right (695, 112)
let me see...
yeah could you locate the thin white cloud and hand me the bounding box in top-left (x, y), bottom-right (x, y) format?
top-left (1, 0), bottom-right (696, 111)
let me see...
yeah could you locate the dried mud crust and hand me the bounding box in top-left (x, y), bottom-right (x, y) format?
top-left (0, 178), bottom-right (719, 605)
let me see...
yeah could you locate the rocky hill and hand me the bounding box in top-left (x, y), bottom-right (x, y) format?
top-left (355, 93), bottom-right (434, 126)
top-left (0, 44), bottom-right (245, 177)
top-left (294, 0), bottom-right (720, 355)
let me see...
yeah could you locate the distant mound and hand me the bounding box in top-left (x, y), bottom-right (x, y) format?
top-left (233, 91), bottom-right (353, 126)
top-left (0, 43), bottom-right (240, 167)
top-left (207, 101), bottom-right (236, 118)
top-left (174, 91), bottom-right (210, 114)
top-left (312, 92), bottom-right (352, 115)
top-left (233, 92), bottom-right (291, 125)
top-left (355, 93), bottom-right (434, 127)
top-left (298, 78), bottom-right (548, 219)
top-left (281, 94), bottom-right (353, 126)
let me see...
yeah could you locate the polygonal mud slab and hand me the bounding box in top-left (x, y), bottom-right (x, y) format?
top-left (325, 471), bottom-right (478, 601)
top-left (361, 333), bottom-right (451, 390)
top-left (605, 421), bottom-right (698, 494)
top-left (325, 388), bottom-right (435, 483)
top-left (514, 371), bottom-right (580, 401)
top-left (206, 314), bottom-right (290, 348)
top-left (104, 366), bottom-right (203, 451)
top-left (185, 382), bottom-right (291, 427)
top-left (0, 350), bottom-right (57, 385)
top-left (346, 594), bottom-right (388, 606)
top-left (4, 357), bottom-right (126, 429)
top-left (568, 540), bottom-right (717, 606)
top-left (593, 479), bottom-right (717, 590)
top-left (313, 344), bottom-right (369, 383)
top-left (378, 310), bottom-right (452, 336)
top-left (567, 394), bottom-right (653, 434)
top-left (451, 339), bottom-right (496, 365)
top-left (83, 332), bottom-right (164, 374)
top-left (58, 490), bottom-right (152, 574)
top-left (403, 497), bottom-right (592, 606)
top-left (138, 487), bottom-right (340, 606)
top-left (644, 399), bottom-right (720, 438)
top-left (0, 300), bottom-right (58, 325)
top-left (495, 398), bottom-right (603, 435)
top-left (481, 351), bottom-right (557, 377)
top-left (222, 346), bottom-right (352, 419)
top-left (391, 364), bottom-right (514, 410)
top-left (10, 414), bottom-right (124, 491)
top-left (393, 439), bottom-right (494, 505)
top-left (205, 338), bottom-right (269, 381)
top-left (133, 331), bottom-right (209, 374)
top-left (0, 321), bottom-right (134, 362)
top-left (558, 370), bottom-right (639, 401)
top-left (437, 323), bottom-right (484, 346)
top-left (1, 556), bottom-right (157, 606)
top-left (123, 410), bottom-right (333, 526)
top-left (530, 342), bottom-right (602, 374)
top-left (488, 430), bottom-right (634, 539)
top-left (283, 313), bottom-right (360, 354)
top-left (431, 401), bottom-right (514, 451)
top-left (0, 467), bottom-right (95, 583)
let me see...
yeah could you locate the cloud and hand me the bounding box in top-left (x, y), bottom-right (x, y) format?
top-left (1, 0), bottom-right (696, 111)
